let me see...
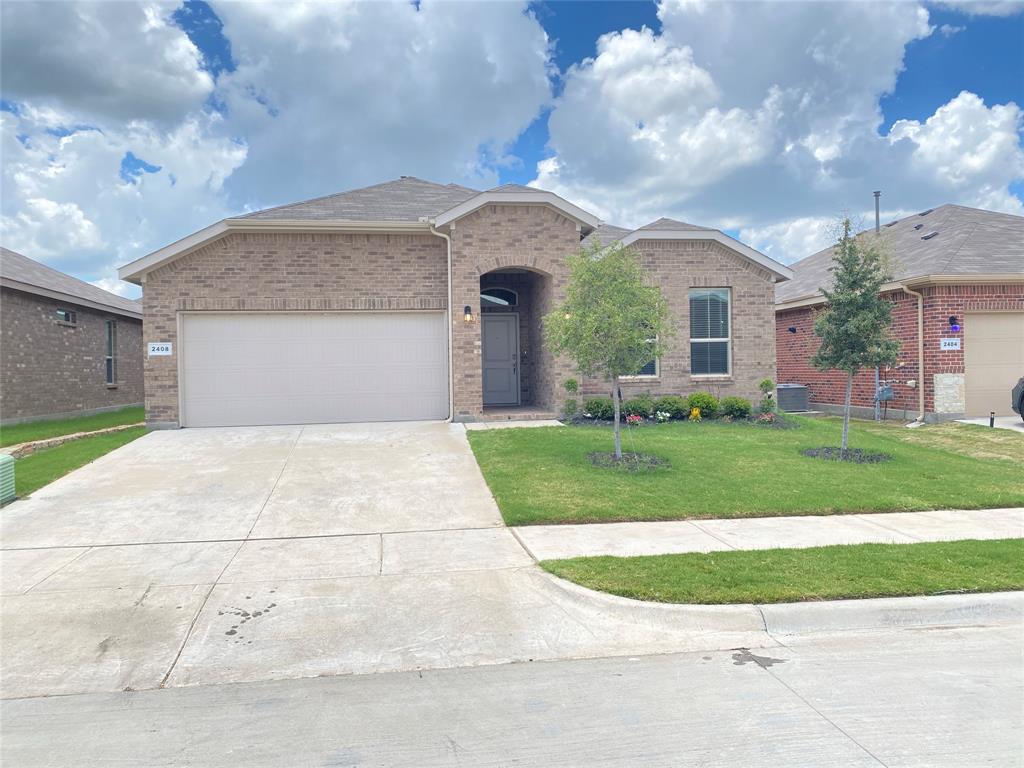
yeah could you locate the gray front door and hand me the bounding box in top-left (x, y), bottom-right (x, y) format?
top-left (482, 314), bottom-right (520, 406)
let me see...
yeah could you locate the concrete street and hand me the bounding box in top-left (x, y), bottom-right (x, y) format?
top-left (3, 621), bottom-right (1021, 767)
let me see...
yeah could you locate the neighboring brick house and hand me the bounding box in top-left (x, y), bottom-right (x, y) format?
top-left (1, 247), bottom-right (144, 424)
top-left (775, 205), bottom-right (1024, 421)
top-left (117, 177), bottom-right (792, 428)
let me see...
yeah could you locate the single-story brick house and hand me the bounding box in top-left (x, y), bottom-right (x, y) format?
top-left (775, 205), bottom-right (1024, 421)
top-left (118, 177), bottom-right (792, 428)
top-left (1, 247), bottom-right (144, 425)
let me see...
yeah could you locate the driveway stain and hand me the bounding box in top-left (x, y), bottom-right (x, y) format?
top-left (217, 597), bottom-right (279, 643)
top-left (731, 648), bottom-right (786, 669)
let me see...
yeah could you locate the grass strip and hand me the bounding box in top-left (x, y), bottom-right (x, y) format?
top-left (541, 539), bottom-right (1024, 604)
top-left (12, 426), bottom-right (148, 498)
top-left (1, 406), bottom-right (144, 447)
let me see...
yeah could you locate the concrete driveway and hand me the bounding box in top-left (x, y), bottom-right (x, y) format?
top-left (1, 422), bottom-right (768, 700)
top-left (957, 415), bottom-right (1024, 433)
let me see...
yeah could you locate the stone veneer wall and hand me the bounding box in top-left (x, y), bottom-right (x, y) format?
top-left (1, 287), bottom-right (143, 423)
top-left (141, 231), bottom-right (447, 426)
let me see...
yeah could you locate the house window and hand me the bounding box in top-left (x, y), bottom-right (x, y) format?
top-left (56, 308), bottom-right (77, 325)
top-left (625, 332), bottom-right (659, 379)
top-left (481, 288), bottom-right (518, 307)
top-left (105, 320), bottom-right (117, 385)
top-left (689, 288), bottom-right (730, 376)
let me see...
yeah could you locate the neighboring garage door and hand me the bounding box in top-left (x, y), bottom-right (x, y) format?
top-left (181, 312), bottom-right (448, 427)
top-left (964, 312), bottom-right (1024, 416)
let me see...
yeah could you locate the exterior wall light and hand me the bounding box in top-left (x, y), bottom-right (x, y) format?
top-left (464, 306), bottom-right (473, 323)
top-left (787, 326), bottom-right (797, 333)
top-left (948, 315), bottom-right (961, 332)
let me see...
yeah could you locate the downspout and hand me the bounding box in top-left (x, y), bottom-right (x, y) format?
top-left (901, 284), bottom-right (926, 422)
top-left (429, 223), bottom-right (455, 422)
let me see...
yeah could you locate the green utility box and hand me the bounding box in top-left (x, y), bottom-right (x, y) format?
top-left (0, 454), bottom-right (15, 506)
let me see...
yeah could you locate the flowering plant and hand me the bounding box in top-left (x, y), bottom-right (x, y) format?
top-left (689, 407), bottom-right (702, 422)
top-left (626, 413), bottom-right (644, 425)
top-left (655, 410), bottom-right (671, 423)
top-left (756, 411), bottom-right (775, 423)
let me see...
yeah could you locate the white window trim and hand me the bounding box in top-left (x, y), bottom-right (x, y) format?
top-left (622, 336), bottom-right (660, 380)
top-left (689, 288), bottom-right (732, 377)
top-left (105, 319), bottom-right (117, 386)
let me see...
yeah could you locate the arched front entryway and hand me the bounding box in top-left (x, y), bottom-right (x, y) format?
top-left (479, 267), bottom-right (556, 415)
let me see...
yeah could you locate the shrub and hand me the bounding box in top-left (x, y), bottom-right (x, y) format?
top-left (564, 378), bottom-right (579, 393)
top-left (654, 395), bottom-right (688, 419)
top-left (687, 392), bottom-right (720, 419)
top-left (583, 397), bottom-right (615, 420)
top-left (622, 394), bottom-right (655, 418)
top-left (563, 399), bottom-right (578, 417)
top-left (759, 378), bottom-right (774, 395)
top-left (720, 396), bottom-right (752, 419)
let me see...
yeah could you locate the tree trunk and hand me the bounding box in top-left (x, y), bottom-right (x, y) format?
top-left (841, 370), bottom-right (853, 456)
top-left (612, 379), bottom-right (623, 459)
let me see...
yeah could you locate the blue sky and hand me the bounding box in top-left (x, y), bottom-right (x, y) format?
top-left (160, 0), bottom-right (1024, 188)
top-left (1, 0), bottom-right (1022, 295)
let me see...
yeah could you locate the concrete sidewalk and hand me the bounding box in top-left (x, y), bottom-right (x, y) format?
top-left (513, 507), bottom-right (1024, 560)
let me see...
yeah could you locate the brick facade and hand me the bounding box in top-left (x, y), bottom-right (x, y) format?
top-left (776, 283), bottom-right (1024, 419)
top-left (581, 239), bottom-right (779, 406)
top-left (142, 231), bottom-right (447, 426)
top-left (138, 206), bottom-right (783, 426)
top-left (1, 287), bottom-right (143, 423)
top-left (449, 204), bottom-right (579, 419)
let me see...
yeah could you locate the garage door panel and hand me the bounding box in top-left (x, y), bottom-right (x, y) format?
top-left (181, 313), bottom-right (448, 427)
top-left (964, 312), bottom-right (1024, 417)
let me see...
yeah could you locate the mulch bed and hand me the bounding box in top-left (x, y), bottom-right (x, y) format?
top-left (801, 447), bottom-right (892, 464)
top-left (588, 451), bottom-right (670, 471)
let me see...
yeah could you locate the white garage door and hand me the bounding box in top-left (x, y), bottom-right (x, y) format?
top-left (181, 312), bottom-right (448, 427)
top-left (964, 312), bottom-right (1024, 417)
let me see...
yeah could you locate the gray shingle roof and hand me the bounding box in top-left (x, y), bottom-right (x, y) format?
top-left (238, 177), bottom-right (480, 222)
top-left (637, 217), bottom-right (711, 232)
top-left (776, 204), bottom-right (1024, 304)
top-left (1, 247), bottom-right (141, 317)
top-left (581, 217), bottom-right (715, 247)
top-left (487, 183), bottom-right (544, 193)
top-left (581, 223), bottom-right (633, 247)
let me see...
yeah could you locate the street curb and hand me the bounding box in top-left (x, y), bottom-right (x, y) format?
top-left (760, 591), bottom-right (1024, 635)
top-left (536, 570), bottom-right (1023, 636)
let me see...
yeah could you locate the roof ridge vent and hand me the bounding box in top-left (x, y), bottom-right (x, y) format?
top-left (921, 230), bottom-right (939, 240)
top-left (884, 220), bottom-right (898, 227)
top-left (918, 208), bottom-right (934, 216)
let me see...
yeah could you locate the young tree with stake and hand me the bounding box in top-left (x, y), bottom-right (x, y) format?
top-left (545, 243), bottom-right (673, 459)
top-left (812, 219), bottom-right (900, 454)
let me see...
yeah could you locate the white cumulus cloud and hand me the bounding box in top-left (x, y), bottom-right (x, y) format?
top-left (534, 0), bottom-right (1022, 262)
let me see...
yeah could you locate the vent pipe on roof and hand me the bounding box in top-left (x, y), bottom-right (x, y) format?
top-left (873, 191), bottom-right (881, 235)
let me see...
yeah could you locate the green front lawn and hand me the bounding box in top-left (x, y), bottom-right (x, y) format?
top-left (0, 406), bottom-right (144, 447)
top-left (542, 539), bottom-right (1024, 604)
top-left (13, 426), bottom-right (148, 498)
top-left (467, 416), bottom-right (1024, 526)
